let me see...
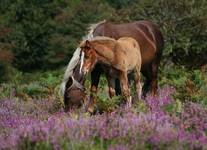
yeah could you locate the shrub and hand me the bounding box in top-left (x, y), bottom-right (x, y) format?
top-left (160, 65), bottom-right (207, 106)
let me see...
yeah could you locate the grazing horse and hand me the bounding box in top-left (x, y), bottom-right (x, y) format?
top-left (79, 36), bottom-right (142, 111)
top-left (60, 49), bottom-right (86, 111)
top-left (62, 63), bottom-right (86, 111)
top-left (60, 20), bottom-right (164, 111)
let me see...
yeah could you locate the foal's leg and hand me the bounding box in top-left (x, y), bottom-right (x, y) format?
top-left (106, 76), bottom-right (116, 98)
top-left (119, 71), bottom-right (131, 108)
top-left (115, 79), bottom-right (121, 95)
top-left (134, 67), bottom-right (142, 100)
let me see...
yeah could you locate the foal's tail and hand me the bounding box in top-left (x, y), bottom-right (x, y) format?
top-left (59, 47), bottom-right (81, 97)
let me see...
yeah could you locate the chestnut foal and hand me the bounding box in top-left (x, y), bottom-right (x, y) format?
top-left (79, 36), bottom-right (142, 112)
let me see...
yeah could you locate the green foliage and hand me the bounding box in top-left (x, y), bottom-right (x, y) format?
top-left (0, 0), bottom-right (113, 71)
top-left (163, 99), bottom-right (183, 115)
top-left (0, 83), bottom-right (15, 98)
top-left (60, 139), bottom-right (107, 150)
top-left (0, 68), bottom-right (63, 100)
top-left (160, 65), bottom-right (207, 106)
top-left (20, 139), bottom-right (52, 150)
top-left (20, 83), bottom-right (48, 98)
top-left (133, 100), bottom-right (148, 113)
top-left (6, 0), bottom-right (63, 70)
top-left (39, 71), bottom-right (62, 88)
top-left (97, 92), bottom-right (121, 112)
top-left (106, 0), bottom-right (132, 9)
top-left (0, 63), bottom-right (10, 82)
top-left (0, 63), bottom-right (22, 83)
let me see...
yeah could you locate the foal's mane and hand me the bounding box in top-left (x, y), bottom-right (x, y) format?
top-left (89, 36), bottom-right (116, 42)
top-left (80, 36), bottom-right (116, 46)
top-left (80, 36), bottom-right (117, 64)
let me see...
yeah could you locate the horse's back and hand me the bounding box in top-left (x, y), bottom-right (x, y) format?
top-left (115, 21), bottom-right (163, 48)
top-left (93, 20), bottom-right (164, 67)
top-left (134, 21), bottom-right (164, 57)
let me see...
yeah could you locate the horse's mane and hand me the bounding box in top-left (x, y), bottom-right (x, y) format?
top-left (83, 20), bottom-right (106, 40)
top-left (60, 47), bottom-right (81, 96)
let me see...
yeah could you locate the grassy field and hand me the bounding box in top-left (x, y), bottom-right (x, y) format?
top-left (0, 65), bottom-right (207, 149)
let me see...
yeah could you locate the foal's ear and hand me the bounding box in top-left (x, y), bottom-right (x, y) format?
top-left (85, 40), bottom-right (91, 48)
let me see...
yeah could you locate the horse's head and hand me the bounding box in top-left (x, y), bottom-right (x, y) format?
top-left (64, 76), bottom-right (87, 111)
top-left (80, 40), bottom-right (97, 75)
top-left (63, 62), bottom-right (87, 111)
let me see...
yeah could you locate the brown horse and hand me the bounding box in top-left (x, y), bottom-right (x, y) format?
top-left (60, 20), bottom-right (164, 111)
top-left (90, 20), bottom-right (164, 97)
top-left (80, 36), bottom-right (142, 111)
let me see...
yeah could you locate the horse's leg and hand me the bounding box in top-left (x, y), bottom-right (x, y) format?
top-left (106, 75), bottom-right (116, 98)
top-left (151, 61), bottom-right (159, 96)
top-left (134, 68), bottom-right (142, 100)
top-left (142, 68), bottom-right (152, 97)
top-left (88, 65), bottom-right (101, 113)
top-left (119, 71), bottom-right (131, 108)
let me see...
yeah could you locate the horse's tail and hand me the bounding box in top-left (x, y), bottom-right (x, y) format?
top-left (59, 47), bottom-right (81, 97)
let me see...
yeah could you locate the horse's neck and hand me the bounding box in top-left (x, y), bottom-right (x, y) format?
top-left (92, 41), bottom-right (116, 64)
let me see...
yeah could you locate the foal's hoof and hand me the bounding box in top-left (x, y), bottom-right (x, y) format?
top-left (125, 102), bottom-right (132, 109)
top-left (87, 106), bottom-right (99, 115)
top-left (87, 106), bottom-right (94, 114)
top-left (125, 97), bottom-right (132, 109)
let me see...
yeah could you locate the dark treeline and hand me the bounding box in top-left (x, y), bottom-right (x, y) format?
top-left (0, 0), bottom-right (206, 73)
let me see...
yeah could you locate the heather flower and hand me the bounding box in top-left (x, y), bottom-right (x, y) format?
top-left (0, 86), bottom-right (207, 149)
top-left (108, 144), bottom-right (128, 150)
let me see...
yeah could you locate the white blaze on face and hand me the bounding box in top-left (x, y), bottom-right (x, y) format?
top-left (79, 51), bottom-right (85, 74)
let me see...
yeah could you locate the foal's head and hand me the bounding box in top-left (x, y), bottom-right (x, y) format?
top-left (80, 40), bottom-right (97, 75)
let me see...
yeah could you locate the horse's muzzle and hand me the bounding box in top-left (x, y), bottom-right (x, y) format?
top-left (64, 76), bottom-right (86, 111)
